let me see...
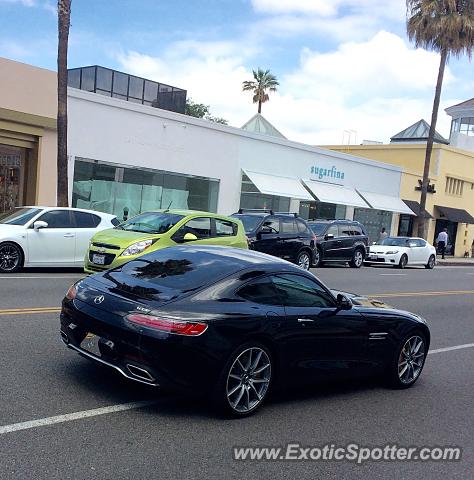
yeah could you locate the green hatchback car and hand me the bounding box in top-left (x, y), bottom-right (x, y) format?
top-left (84, 209), bottom-right (248, 274)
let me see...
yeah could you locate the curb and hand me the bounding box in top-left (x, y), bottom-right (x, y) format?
top-left (437, 261), bottom-right (474, 267)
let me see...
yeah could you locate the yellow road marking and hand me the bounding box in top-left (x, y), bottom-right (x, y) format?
top-left (368, 290), bottom-right (474, 298)
top-left (0, 307), bottom-right (61, 316)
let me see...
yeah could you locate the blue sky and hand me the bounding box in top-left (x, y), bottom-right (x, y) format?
top-left (1, 0), bottom-right (473, 144)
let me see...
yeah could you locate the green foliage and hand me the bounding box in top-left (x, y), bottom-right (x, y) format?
top-left (242, 68), bottom-right (279, 113)
top-left (185, 99), bottom-right (228, 125)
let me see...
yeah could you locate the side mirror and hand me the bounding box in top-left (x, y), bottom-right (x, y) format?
top-left (336, 293), bottom-right (352, 310)
top-left (183, 232), bottom-right (198, 242)
top-left (325, 233), bottom-right (334, 240)
top-left (33, 221), bottom-right (48, 231)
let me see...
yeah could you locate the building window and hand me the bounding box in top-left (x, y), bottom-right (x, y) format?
top-left (353, 208), bottom-right (392, 244)
top-left (72, 159), bottom-right (219, 220)
top-left (299, 201), bottom-right (346, 221)
top-left (459, 117), bottom-right (474, 136)
top-left (445, 176), bottom-right (464, 196)
top-left (239, 174), bottom-right (290, 212)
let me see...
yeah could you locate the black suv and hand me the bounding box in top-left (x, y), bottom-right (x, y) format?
top-left (307, 220), bottom-right (368, 268)
top-left (231, 210), bottom-right (316, 270)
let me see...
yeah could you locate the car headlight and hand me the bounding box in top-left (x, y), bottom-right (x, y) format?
top-left (121, 239), bottom-right (154, 257)
top-left (385, 250), bottom-right (399, 255)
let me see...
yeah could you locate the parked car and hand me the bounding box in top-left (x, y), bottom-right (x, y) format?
top-left (231, 209), bottom-right (315, 270)
top-left (307, 219), bottom-right (368, 268)
top-left (365, 236), bottom-right (436, 269)
top-left (0, 206), bottom-right (119, 273)
top-left (61, 245), bottom-right (430, 417)
top-left (84, 209), bottom-right (248, 274)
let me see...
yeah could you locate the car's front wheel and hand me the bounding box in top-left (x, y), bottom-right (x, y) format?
top-left (425, 255), bottom-right (436, 269)
top-left (313, 247), bottom-right (323, 268)
top-left (388, 331), bottom-right (427, 389)
top-left (397, 254), bottom-right (408, 269)
top-left (213, 343), bottom-right (273, 417)
top-left (0, 242), bottom-right (23, 273)
top-left (296, 250), bottom-right (311, 270)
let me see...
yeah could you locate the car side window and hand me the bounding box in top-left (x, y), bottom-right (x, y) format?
top-left (281, 218), bottom-right (297, 234)
top-left (413, 239), bottom-right (426, 247)
top-left (352, 225), bottom-right (363, 235)
top-left (35, 210), bottom-right (74, 228)
top-left (178, 217), bottom-right (211, 239)
top-left (237, 276), bottom-right (282, 306)
top-left (271, 274), bottom-right (335, 308)
top-left (338, 225), bottom-right (352, 237)
top-left (215, 219), bottom-right (237, 237)
top-left (72, 211), bottom-right (101, 228)
top-left (296, 219), bottom-right (310, 234)
top-left (261, 217), bottom-right (280, 234)
top-left (327, 225), bottom-right (338, 237)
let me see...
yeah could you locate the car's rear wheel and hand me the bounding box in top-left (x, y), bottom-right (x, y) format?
top-left (349, 248), bottom-right (364, 268)
top-left (0, 242), bottom-right (23, 273)
top-left (397, 254), bottom-right (408, 269)
top-left (388, 331), bottom-right (427, 389)
top-left (425, 255), bottom-right (435, 269)
top-left (213, 343), bottom-right (272, 417)
top-left (296, 250), bottom-right (311, 270)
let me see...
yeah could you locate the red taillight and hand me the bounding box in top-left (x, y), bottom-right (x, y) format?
top-left (66, 283), bottom-right (77, 300)
top-left (126, 314), bottom-right (208, 336)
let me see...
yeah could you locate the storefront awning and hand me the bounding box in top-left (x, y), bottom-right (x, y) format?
top-left (403, 200), bottom-right (433, 218)
top-left (243, 169), bottom-right (312, 200)
top-left (302, 179), bottom-right (369, 208)
top-left (357, 190), bottom-right (415, 215)
top-left (435, 205), bottom-right (474, 224)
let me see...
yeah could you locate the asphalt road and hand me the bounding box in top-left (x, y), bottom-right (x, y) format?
top-left (0, 264), bottom-right (473, 479)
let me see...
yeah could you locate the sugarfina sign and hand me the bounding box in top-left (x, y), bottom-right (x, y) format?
top-left (310, 165), bottom-right (345, 181)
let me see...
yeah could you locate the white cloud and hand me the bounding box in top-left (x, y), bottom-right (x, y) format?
top-left (117, 31), bottom-right (454, 146)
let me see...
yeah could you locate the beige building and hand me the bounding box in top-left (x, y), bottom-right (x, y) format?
top-left (0, 57), bottom-right (57, 212)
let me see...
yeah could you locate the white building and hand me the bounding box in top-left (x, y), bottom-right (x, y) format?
top-left (67, 68), bottom-right (414, 243)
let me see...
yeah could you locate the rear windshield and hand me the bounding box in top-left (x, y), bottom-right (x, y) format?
top-left (0, 208), bottom-right (42, 225)
top-left (232, 214), bottom-right (262, 233)
top-left (115, 212), bottom-right (184, 234)
top-left (106, 248), bottom-right (245, 302)
top-left (307, 222), bottom-right (327, 236)
top-left (377, 237), bottom-right (410, 246)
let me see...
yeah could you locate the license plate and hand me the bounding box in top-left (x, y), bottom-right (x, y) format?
top-left (92, 254), bottom-right (105, 265)
top-left (80, 333), bottom-right (101, 357)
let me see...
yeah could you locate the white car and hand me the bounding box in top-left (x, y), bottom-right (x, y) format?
top-left (365, 236), bottom-right (437, 269)
top-left (0, 207), bottom-right (119, 273)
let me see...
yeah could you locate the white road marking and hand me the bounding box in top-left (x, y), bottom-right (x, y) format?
top-left (379, 273), bottom-right (407, 276)
top-left (429, 343), bottom-right (474, 355)
top-left (0, 400), bottom-right (157, 435)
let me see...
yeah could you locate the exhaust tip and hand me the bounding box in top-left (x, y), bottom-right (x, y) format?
top-left (126, 364), bottom-right (155, 383)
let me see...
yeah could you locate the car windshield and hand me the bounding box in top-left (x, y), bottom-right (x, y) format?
top-left (115, 212), bottom-right (185, 234)
top-left (0, 207), bottom-right (42, 225)
top-left (232, 215), bottom-right (262, 233)
top-left (377, 237), bottom-right (410, 247)
top-left (308, 222), bottom-right (327, 236)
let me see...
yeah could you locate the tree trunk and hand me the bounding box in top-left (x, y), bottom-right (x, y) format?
top-left (57, 0), bottom-right (71, 207)
top-left (417, 48), bottom-right (447, 239)
top-left (258, 100), bottom-right (262, 114)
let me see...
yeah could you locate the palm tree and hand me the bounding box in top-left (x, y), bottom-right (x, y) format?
top-left (57, 0), bottom-right (72, 207)
top-left (406, 0), bottom-right (474, 239)
top-left (242, 68), bottom-right (279, 114)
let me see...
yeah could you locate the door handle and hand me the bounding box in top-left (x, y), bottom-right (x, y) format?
top-left (63, 233), bottom-right (75, 238)
top-left (298, 318), bottom-right (315, 323)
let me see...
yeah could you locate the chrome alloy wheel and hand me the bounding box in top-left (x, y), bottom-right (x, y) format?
top-left (298, 252), bottom-right (311, 270)
top-left (353, 250), bottom-right (363, 267)
top-left (0, 244), bottom-right (21, 272)
top-left (398, 335), bottom-right (425, 384)
top-left (226, 347), bottom-right (271, 413)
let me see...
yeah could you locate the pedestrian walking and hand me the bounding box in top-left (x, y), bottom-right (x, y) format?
top-left (436, 228), bottom-right (448, 259)
top-left (379, 227), bottom-right (388, 242)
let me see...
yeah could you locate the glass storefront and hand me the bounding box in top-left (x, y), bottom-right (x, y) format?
top-left (240, 173), bottom-right (290, 212)
top-left (354, 208), bottom-right (392, 244)
top-left (299, 201), bottom-right (346, 221)
top-left (0, 145), bottom-right (25, 214)
top-left (72, 158), bottom-right (219, 220)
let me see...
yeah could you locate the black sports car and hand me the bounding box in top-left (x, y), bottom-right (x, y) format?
top-left (60, 246), bottom-right (430, 417)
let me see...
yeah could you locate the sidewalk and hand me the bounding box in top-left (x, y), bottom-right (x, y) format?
top-left (436, 256), bottom-right (474, 266)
